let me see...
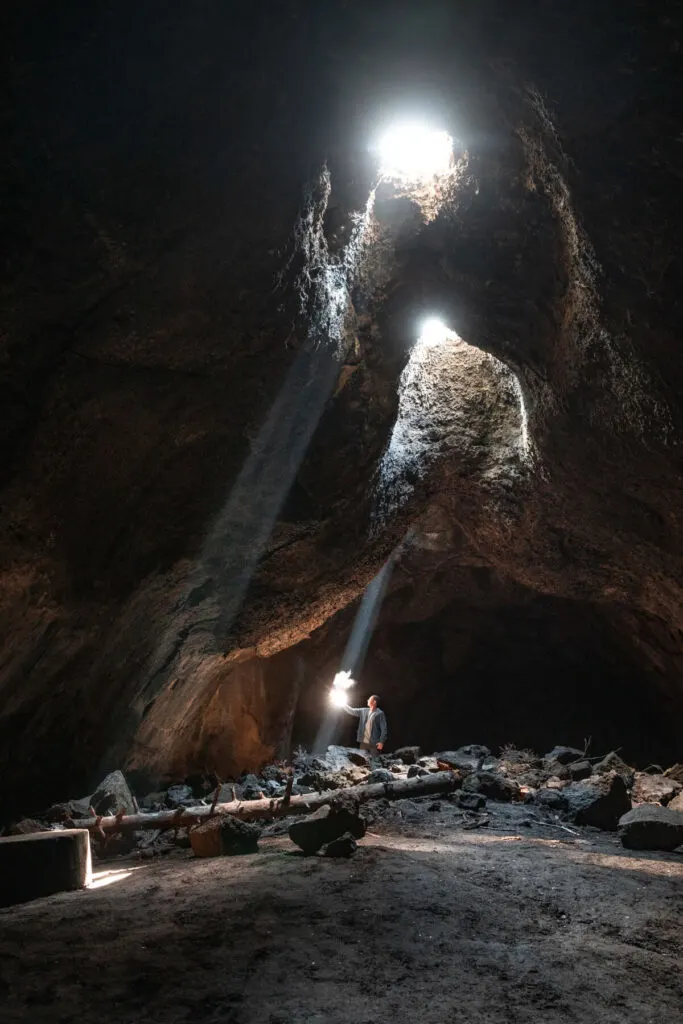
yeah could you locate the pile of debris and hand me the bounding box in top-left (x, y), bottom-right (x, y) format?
top-left (4, 743), bottom-right (683, 860)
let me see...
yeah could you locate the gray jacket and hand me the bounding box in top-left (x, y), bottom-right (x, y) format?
top-left (344, 705), bottom-right (387, 746)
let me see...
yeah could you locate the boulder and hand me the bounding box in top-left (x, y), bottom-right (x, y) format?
top-left (289, 806), bottom-right (366, 856)
top-left (393, 746), bottom-right (420, 765)
top-left (366, 768), bottom-right (395, 785)
top-left (91, 770), bottom-right (136, 815)
top-left (668, 791), bottom-right (683, 812)
top-left (568, 760), bottom-right (592, 781)
top-left (543, 761), bottom-right (570, 781)
top-left (618, 805), bottom-right (683, 851)
top-left (632, 773), bottom-right (682, 806)
top-left (535, 788), bottom-right (569, 813)
top-left (544, 746), bottom-right (585, 766)
top-left (166, 784), bottom-right (195, 807)
top-left (0, 829), bottom-right (91, 908)
top-left (261, 764), bottom-right (287, 783)
top-left (323, 833), bottom-right (358, 858)
top-left (463, 771), bottom-right (520, 802)
top-left (592, 751), bottom-right (636, 787)
top-left (564, 772), bottom-right (631, 830)
top-left (407, 765), bottom-right (420, 779)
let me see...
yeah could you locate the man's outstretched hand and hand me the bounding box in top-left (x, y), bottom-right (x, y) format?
top-left (376, 742), bottom-right (384, 752)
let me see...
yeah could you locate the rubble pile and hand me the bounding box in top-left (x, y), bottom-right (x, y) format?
top-left (4, 743), bottom-right (683, 859)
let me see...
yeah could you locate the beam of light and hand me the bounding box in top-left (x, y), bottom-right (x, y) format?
top-left (313, 552), bottom-right (398, 755)
top-left (125, 168), bottom-right (379, 742)
top-left (378, 124), bottom-right (453, 182)
top-left (87, 867), bottom-right (139, 890)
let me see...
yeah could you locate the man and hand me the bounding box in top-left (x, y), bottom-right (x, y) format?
top-left (343, 694), bottom-right (387, 755)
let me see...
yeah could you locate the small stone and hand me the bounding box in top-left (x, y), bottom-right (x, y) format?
top-left (166, 784), bottom-right (195, 808)
top-left (618, 805), bottom-right (683, 851)
top-left (428, 801), bottom-right (442, 812)
top-left (141, 791), bottom-right (168, 810)
top-left (407, 765), bottom-right (420, 779)
top-left (323, 833), bottom-right (357, 858)
top-left (91, 770), bottom-right (136, 815)
top-left (390, 763), bottom-right (403, 774)
top-left (544, 746), bottom-right (585, 766)
top-left (240, 775), bottom-right (265, 801)
top-left (632, 773), bottom-right (682, 806)
top-left (568, 760), bottom-right (592, 781)
top-left (191, 814), bottom-right (260, 857)
top-left (6, 818), bottom-right (46, 836)
top-left (393, 746), bottom-right (420, 765)
top-left (366, 768), bottom-right (394, 785)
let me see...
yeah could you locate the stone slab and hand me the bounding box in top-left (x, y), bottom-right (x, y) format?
top-left (0, 829), bottom-right (92, 908)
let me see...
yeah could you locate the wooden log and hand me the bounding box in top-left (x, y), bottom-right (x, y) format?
top-left (69, 770), bottom-right (461, 833)
top-left (0, 829), bottom-right (92, 908)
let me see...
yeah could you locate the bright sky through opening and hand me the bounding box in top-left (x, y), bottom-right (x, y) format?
top-left (418, 318), bottom-right (455, 347)
top-left (378, 124), bottom-right (453, 181)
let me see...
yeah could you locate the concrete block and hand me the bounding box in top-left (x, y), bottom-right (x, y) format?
top-left (0, 829), bottom-right (92, 907)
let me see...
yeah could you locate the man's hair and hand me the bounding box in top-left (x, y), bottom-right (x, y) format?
top-left (369, 694), bottom-right (380, 704)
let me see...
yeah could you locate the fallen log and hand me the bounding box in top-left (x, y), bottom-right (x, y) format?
top-left (69, 770), bottom-right (461, 833)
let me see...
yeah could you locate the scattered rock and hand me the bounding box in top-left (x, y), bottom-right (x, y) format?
top-left (261, 765), bottom-right (287, 783)
top-left (632, 773), bottom-right (682, 806)
top-left (141, 791), bottom-right (168, 810)
top-left (668, 791), bottom-right (683, 812)
top-left (545, 776), bottom-right (568, 790)
top-left (366, 768), bottom-right (395, 785)
top-left (463, 771), bottom-right (520, 802)
top-left (543, 761), bottom-right (571, 781)
top-left (390, 763), bottom-right (403, 774)
top-left (564, 772), bottom-right (631, 830)
top-left (434, 746), bottom-right (489, 772)
top-left (191, 814), bottom-right (261, 857)
top-left (240, 775), bottom-right (265, 801)
top-left (428, 801), bottom-right (442, 812)
top-left (91, 770), bottom-right (136, 815)
top-left (663, 764), bottom-right (683, 785)
top-left (544, 746), bottom-right (585, 766)
top-left (407, 765), bottom-right (420, 779)
top-left (568, 760), bottom-right (592, 781)
top-left (166, 784), bottom-right (195, 808)
top-left (323, 833), bottom-right (357, 858)
top-left (393, 746), bottom-right (420, 765)
top-left (535, 789), bottom-right (569, 812)
top-left (288, 806), bottom-right (366, 856)
top-left (5, 818), bottom-right (46, 836)
top-left (592, 751), bottom-right (636, 787)
top-left (618, 805), bottom-right (683, 851)
top-left (457, 792), bottom-right (487, 811)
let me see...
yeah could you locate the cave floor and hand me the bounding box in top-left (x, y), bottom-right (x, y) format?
top-left (1, 804), bottom-right (682, 1024)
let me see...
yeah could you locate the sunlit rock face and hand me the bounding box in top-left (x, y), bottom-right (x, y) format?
top-left (1, 2), bottom-right (682, 817)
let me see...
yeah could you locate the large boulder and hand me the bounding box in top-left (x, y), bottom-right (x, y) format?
top-left (564, 772), bottom-right (631, 830)
top-left (632, 773), bottom-right (682, 806)
top-left (618, 805), bottom-right (683, 851)
top-left (288, 806), bottom-right (366, 855)
top-left (90, 770), bottom-right (136, 815)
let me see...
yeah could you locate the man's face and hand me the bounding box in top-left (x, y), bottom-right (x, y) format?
top-left (367, 697), bottom-right (377, 710)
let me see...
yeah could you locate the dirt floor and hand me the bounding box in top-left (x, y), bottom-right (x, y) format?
top-left (1, 802), bottom-right (682, 1024)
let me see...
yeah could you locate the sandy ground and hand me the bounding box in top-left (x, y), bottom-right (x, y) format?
top-left (1, 802), bottom-right (682, 1024)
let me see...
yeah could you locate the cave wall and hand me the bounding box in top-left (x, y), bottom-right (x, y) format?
top-left (1, 1), bottom-right (682, 817)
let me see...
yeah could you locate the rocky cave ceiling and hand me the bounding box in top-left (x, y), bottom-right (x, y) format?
top-left (1, 0), bottom-right (682, 819)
